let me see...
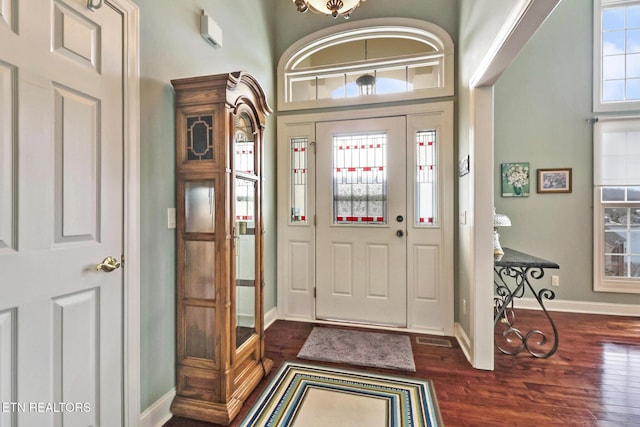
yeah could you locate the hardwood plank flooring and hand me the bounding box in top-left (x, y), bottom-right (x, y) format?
top-left (163, 310), bottom-right (640, 426)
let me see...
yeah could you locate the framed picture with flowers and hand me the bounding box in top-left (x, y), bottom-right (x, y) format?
top-left (501, 162), bottom-right (530, 197)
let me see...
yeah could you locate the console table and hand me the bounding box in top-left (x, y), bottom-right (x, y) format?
top-left (494, 248), bottom-right (559, 358)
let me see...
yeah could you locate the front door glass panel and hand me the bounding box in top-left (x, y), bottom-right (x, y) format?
top-left (333, 133), bottom-right (387, 224)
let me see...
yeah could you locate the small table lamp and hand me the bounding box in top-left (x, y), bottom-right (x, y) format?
top-left (493, 208), bottom-right (512, 256)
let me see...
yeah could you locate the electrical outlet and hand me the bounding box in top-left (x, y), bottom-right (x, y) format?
top-left (551, 275), bottom-right (560, 287)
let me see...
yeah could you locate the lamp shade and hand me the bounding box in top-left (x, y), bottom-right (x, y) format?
top-left (493, 213), bottom-right (512, 227)
top-left (493, 207), bottom-right (512, 227)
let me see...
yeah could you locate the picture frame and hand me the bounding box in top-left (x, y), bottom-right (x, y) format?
top-left (501, 162), bottom-right (530, 197)
top-left (537, 168), bottom-right (572, 193)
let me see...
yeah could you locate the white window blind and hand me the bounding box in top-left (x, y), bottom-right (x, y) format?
top-left (594, 117), bottom-right (640, 186)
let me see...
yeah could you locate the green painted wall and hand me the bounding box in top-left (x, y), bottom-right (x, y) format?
top-left (494, 0), bottom-right (640, 305)
top-left (135, 0), bottom-right (276, 411)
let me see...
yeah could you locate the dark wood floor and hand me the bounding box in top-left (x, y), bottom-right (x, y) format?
top-left (164, 310), bottom-right (640, 426)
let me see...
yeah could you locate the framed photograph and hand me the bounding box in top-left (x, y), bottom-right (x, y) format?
top-left (537, 168), bottom-right (572, 193)
top-left (501, 162), bottom-right (530, 197)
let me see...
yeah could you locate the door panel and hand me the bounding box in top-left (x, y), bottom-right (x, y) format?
top-left (278, 104), bottom-right (453, 334)
top-left (53, 289), bottom-right (100, 426)
top-left (0, 1), bottom-right (125, 425)
top-left (316, 117), bottom-right (407, 326)
top-left (0, 61), bottom-right (15, 253)
top-left (54, 84), bottom-right (100, 243)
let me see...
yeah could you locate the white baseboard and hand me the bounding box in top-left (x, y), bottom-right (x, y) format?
top-left (513, 297), bottom-right (640, 317)
top-left (454, 322), bottom-right (472, 364)
top-left (139, 387), bottom-right (175, 427)
top-left (265, 306), bottom-right (278, 329)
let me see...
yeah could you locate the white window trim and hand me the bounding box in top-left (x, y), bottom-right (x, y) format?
top-left (594, 0), bottom-right (640, 112)
top-left (593, 115), bottom-right (640, 293)
top-left (593, 189), bottom-right (640, 293)
top-left (277, 18), bottom-right (454, 111)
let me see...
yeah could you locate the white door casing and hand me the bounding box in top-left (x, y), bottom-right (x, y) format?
top-left (0, 0), bottom-right (138, 425)
top-left (277, 102), bottom-right (454, 334)
top-left (315, 117), bottom-right (408, 326)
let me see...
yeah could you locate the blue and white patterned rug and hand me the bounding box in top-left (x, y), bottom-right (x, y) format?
top-left (240, 362), bottom-right (442, 427)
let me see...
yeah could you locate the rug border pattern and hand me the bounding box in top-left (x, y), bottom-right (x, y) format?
top-left (240, 362), bottom-right (442, 427)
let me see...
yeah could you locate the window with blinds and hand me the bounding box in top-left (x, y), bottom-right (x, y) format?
top-left (594, 117), bottom-right (640, 292)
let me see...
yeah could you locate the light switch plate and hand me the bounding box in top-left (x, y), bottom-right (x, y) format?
top-left (168, 208), bottom-right (176, 229)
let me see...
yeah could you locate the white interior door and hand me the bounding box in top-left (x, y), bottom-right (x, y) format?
top-left (315, 117), bottom-right (407, 326)
top-left (0, 1), bottom-right (125, 425)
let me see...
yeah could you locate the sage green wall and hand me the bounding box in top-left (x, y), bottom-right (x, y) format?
top-left (494, 0), bottom-right (640, 305)
top-left (135, 0), bottom-right (276, 411)
top-left (457, 0), bottom-right (529, 337)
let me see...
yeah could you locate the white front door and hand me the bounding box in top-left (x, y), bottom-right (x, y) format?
top-left (0, 1), bottom-right (125, 425)
top-left (277, 103), bottom-right (453, 334)
top-left (315, 117), bottom-right (408, 326)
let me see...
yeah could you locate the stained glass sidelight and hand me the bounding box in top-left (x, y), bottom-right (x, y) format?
top-left (291, 137), bottom-right (308, 223)
top-left (186, 115), bottom-right (214, 161)
top-left (416, 130), bottom-right (437, 226)
top-left (333, 133), bottom-right (387, 224)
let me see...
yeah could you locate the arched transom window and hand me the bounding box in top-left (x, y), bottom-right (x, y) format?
top-left (278, 18), bottom-right (454, 110)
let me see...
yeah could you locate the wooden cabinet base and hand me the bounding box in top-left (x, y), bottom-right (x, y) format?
top-left (171, 358), bottom-right (273, 425)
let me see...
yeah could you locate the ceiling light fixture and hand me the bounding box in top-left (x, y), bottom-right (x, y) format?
top-left (293, 0), bottom-right (367, 19)
top-left (356, 39), bottom-right (375, 95)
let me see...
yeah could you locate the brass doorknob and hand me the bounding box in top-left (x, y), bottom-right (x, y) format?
top-left (96, 256), bottom-right (121, 272)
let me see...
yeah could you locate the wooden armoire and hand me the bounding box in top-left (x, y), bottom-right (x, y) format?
top-left (169, 71), bottom-right (273, 424)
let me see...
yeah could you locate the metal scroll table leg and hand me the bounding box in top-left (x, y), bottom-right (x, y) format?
top-left (494, 266), bottom-right (559, 358)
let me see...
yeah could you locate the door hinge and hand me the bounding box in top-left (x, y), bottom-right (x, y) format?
top-left (313, 215), bottom-right (317, 226)
top-left (121, 254), bottom-right (125, 266)
top-left (313, 287), bottom-right (316, 298)
top-left (310, 141), bottom-right (316, 153)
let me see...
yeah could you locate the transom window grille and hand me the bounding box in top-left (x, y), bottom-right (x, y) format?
top-left (333, 133), bottom-right (387, 224)
top-left (415, 130), bottom-right (437, 226)
top-left (290, 137), bottom-right (308, 223)
top-left (290, 62), bottom-right (440, 103)
top-left (278, 21), bottom-right (454, 110)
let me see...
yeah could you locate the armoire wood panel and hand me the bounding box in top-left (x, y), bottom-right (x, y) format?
top-left (170, 71), bottom-right (272, 425)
